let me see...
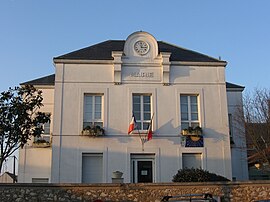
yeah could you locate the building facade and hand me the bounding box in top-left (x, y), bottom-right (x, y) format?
top-left (18, 31), bottom-right (248, 183)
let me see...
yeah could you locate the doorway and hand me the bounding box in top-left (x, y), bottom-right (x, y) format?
top-left (131, 154), bottom-right (155, 183)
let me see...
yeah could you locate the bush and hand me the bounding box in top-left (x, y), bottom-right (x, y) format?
top-left (172, 168), bottom-right (230, 182)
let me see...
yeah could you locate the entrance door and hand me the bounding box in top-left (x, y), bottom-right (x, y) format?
top-left (131, 154), bottom-right (155, 183)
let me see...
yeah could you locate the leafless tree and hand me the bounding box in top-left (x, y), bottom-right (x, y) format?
top-left (240, 88), bottom-right (270, 169)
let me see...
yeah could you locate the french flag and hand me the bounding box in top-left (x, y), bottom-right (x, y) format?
top-left (147, 116), bottom-right (153, 141)
top-left (128, 114), bottom-right (136, 134)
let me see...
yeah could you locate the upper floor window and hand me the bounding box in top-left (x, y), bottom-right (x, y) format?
top-left (133, 94), bottom-right (151, 130)
top-left (228, 113), bottom-right (234, 143)
top-left (34, 120), bottom-right (51, 143)
top-left (180, 95), bottom-right (199, 129)
top-left (83, 94), bottom-right (103, 128)
top-left (44, 121), bottom-right (50, 135)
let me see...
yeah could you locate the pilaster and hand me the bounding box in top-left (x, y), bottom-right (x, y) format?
top-left (161, 52), bottom-right (171, 86)
top-left (112, 51), bottom-right (123, 85)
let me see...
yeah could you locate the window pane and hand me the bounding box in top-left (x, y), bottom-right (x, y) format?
top-left (181, 113), bottom-right (188, 120)
top-left (133, 103), bottom-right (140, 112)
top-left (95, 112), bottom-right (101, 119)
top-left (181, 104), bottom-right (188, 113)
top-left (134, 112), bottom-right (140, 120)
top-left (144, 103), bottom-right (150, 111)
top-left (85, 96), bottom-right (92, 104)
top-left (180, 95), bottom-right (188, 103)
top-left (95, 103), bottom-right (101, 112)
top-left (85, 106), bottom-right (92, 113)
top-left (84, 112), bottom-right (92, 121)
top-left (143, 96), bottom-right (150, 103)
top-left (133, 95), bottom-right (140, 103)
top-left (136, 122), bottom-right (142, 130)
top-left (191, 113), bottom-right (198, 120)
top-left (191, 105), bottom-right (198, 113)
top-left (95, 96), bottom-right (101, 104)
top-left (44, 121), bottom-right (50, 134)
top-left (190, 96), bottom-right (197, 104)
top-left (144, 112), bottom-right (151, 120)
top-left (181, 122), bottom-right (189, 130)
top-left (143, 122), bottom-right (149, 130)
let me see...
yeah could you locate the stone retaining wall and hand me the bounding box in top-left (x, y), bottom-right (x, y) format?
top-left (0, 181), bottom-right (270, 202)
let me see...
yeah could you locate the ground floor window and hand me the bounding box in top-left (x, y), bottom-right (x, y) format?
top-left (182, 153), bottom-right (202, 169)
top-left (131, 154), bottom-right (155, 183)
top-left (82, 153), bottom-right (103, 183)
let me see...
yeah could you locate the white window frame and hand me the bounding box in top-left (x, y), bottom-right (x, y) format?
top-left (83, 94), bottom-right (104, 127)
top-left (79, 88), bottom-right (108, 134)
top-left (81, 153), bottom-right (103, 183)
top-left (34, 114), bottom-right (51, 143)
top-left (180, 94), bottom-right (200, 129)
top-left (132, 94), bottom-right (152, 131)
top-left (128, 87), bottom-right (156, 135)
top-left (182, 153), bottom-right (202, 169)
top-left (179, 147), bottom-right (206, 170)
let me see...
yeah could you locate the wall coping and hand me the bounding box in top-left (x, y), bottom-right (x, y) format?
top-left (1, 181), bottom-right (270, 188)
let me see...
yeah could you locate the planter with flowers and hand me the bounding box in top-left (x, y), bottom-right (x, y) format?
top-left (81, 125), bottom-right (105, 137)
top-left (32, 139), bottom-right (51, 148)
top-left (181, 126), bottom-right (202, 136)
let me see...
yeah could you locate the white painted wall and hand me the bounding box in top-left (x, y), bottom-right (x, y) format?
top-left (227, 90), bottom-right (249, 180)
top-left (50, 32), bottom-right (232, 183)
top-left (18, 88), bottom-right (54, 183)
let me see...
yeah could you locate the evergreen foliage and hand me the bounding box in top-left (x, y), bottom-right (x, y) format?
top-left (0, 85), bottom-right (50, 171)
top-left (172, 168), bottom-right (230, 182)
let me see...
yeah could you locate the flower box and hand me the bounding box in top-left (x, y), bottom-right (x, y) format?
top-left (32, 141), bottom-right (51, 148)
top-left (81, 125), bottom-right (105, 137)
top-left (181, 126), bottom-right (202, 136)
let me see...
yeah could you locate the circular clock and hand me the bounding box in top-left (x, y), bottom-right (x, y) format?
top-left (134, 40), bottom-right (149, 55)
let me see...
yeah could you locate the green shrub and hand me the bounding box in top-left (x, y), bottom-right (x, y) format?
top-left (172, 168), bottom-right (230, 182)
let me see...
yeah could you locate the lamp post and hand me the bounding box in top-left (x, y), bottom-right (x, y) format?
top-left (10, 155), bottom-right (17, 183)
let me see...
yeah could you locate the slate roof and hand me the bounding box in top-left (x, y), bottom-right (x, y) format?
top-left (54, 40), bottom-right (225, 63)
top-left (20, 74), bottom-right (55, 85)
top-left (21, 74), bottom-right (243, 90)
top-left (226, 82), bottom-right (245, 89)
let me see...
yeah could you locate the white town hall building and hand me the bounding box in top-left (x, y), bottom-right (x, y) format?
top-left (18, 31), bottom-right (248, 183)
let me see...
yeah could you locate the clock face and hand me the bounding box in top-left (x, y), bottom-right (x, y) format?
top-left (134, 40), bottom-right (149, 55)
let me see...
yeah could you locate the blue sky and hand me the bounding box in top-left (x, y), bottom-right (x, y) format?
top-left (1, 1), bottom-right (270, 93)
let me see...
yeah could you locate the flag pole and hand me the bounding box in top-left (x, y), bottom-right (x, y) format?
top-left (136, 126), bottom-right (145, 151)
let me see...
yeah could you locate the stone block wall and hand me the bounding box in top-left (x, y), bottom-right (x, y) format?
top-left (0, 181), bottom-right (270, 202)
